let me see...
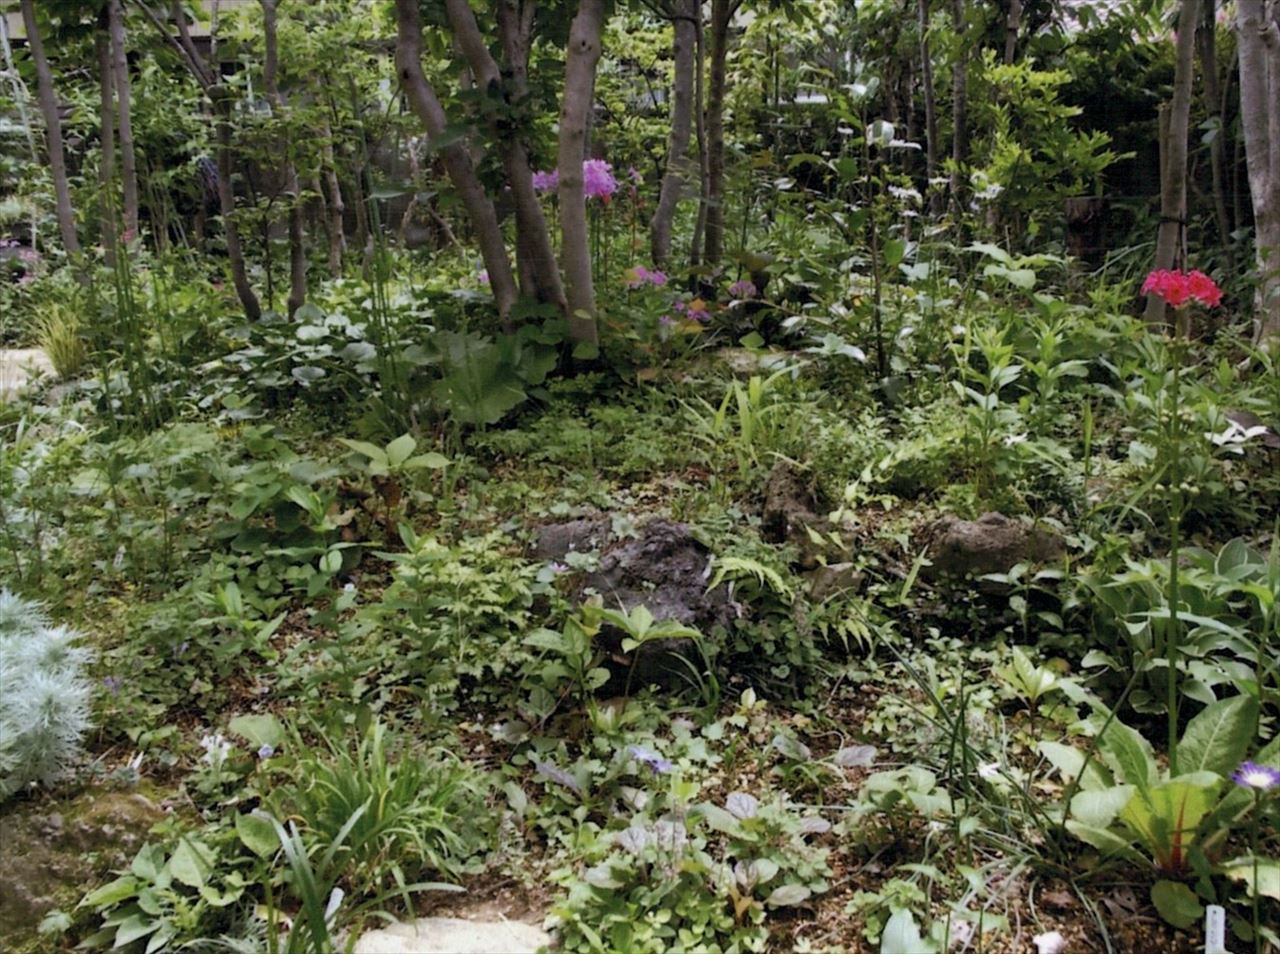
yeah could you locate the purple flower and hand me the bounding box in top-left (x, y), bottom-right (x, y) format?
top-left (477, 270), bottom-right (489, 285)
top-left (102, 676), bottom-right (122, 694)
top-left (728, 279), bottom-right (758, 299)
top-left (658, 314), bottom-right (674, 327)
top-left (625, 265), bottom-right (669, 289)
top-left (532, 169), bottom-right (559, 193)
top-left (257, 744), bottom-right (275, 760)
top-left (628, 744), bottom-right (674, 775)
top-left (628, 166), bottom-right (642, 185)
top-left (1232, 761), bottom-right (1280, 791)
top-left (583, 159), bottom-right (619, 201)
top-left (673, 298), bottom-right (710, 322)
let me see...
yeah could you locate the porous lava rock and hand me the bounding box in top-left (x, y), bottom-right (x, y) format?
top-left (923, 512), bottom-right (1063, 579)
top-left (579, 519), bottom-right (734, 689)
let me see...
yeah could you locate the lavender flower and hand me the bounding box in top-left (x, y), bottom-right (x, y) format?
top-left (624, 265), bottom-right (668, 289)
top-left (728, 279), bottom-right (758, 299)
top-left (102, 676), bottom-right (122, 695)
top-left (628, 744), bottom-right (674, 775)
top-left (532, 169), bottom-right (559, 193)
top-left (257, 744), bottom-right (274, 760)
top-left (582, 159), bottom-right (619, 200)
top-left (1232, 761), bottom-right (1280, 791)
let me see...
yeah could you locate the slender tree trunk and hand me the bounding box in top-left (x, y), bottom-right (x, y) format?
top-left (212, 86), bottom-right (262, 320)
top-left (1146, 0), bottom-right (1202, 326)
top-left (689, 3), bottom-right (708, 269)
top-left (97, 11), bottom-right (117, 263)
top-left (918, 0), bottom-right (940, 213)
top-left (20, 0), bottom-right (79, 256)
top-left (260, 0), bottom-right (306, 317)
top-left (393, 0), bottom-right (517, 323)
top-left (109, 0), bottom-right (139, 241)
top-left (650, 0), bottom-right (697, 266)
top-left (321, 124), bottom-right (345, 277)
top-left (949, 0), bottom-right (970, 215)
top-left (1198, 0), bottom-right (1234, 275)
top-left (558, 0), bottom-right (606, 346)
top-left (703, 0), bottom-right (736, 268)
top-left (1003, 0), bottom-right (1023, 64)
top-left (1235, 0), bottom-right (1280, 341)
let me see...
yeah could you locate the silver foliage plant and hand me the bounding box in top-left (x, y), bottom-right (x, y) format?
top-left (0, 589), bottom-right (93, 799)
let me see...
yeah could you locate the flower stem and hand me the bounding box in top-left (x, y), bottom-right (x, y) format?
top-left (1167, 333), bottom-right (1182, 776)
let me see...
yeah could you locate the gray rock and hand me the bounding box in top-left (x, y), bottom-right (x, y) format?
top-left (351, 916), bottom-right (551, 954)
top-left (923, 512), bottom-right (1063, 579)
top-left (761, 460), bottom-right (828, 567)
top-left (807, 562), bottom-right (863, 602)
top-left (533, 514), bottom-right (612, 561)
top-left (579, 519), bottom-right (733, 689)
top-left (0, 348), bottom-right (56, 401)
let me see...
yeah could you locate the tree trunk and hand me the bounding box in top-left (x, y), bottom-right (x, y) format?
top-left (393, 0), bottom-right (518, 324)
top-left (447, 0), bottom-right (566, 311)
top-left (321, 124), bottom-right (344, 276)
top-left (558, 0), bottom-right (607, 346)
top-left (96, 11), bottom-right (117, 263)
top-left (1003, 0), bottom-right (1023, 64)
top-left (1235, 0), bottom-right (1280, 341)
top-left (949, 0), bottom-right (970, 215)
top-left (109, 0), bottom-right (140, 241)
top-left (650, 0), bottom-right (697, 267)
top-left (20, 0), bottom-right (79, 256)
top-left (702, 0), bottom-right (735, 268)
top-left (260, 0), bottom-right (306, 317)
top-left (212, 87), bottom-right (262, 320)
top-left (1146, 0), bottom-right (1202, 326)
top-left (918, 0), bottom-right (940, 213)
top-left (1198, 0), bottom-right (1234, 275)
top-left (689, 3), bottom-right (708, 269)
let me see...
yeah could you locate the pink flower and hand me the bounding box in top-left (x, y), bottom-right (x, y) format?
top-left (628, 166), bottom-right (642, 184)
top-left (478, 269), bottom-right (490, 285)
top-left (1141, 269), bottom-right (1222, 309)
top-left (728, 279), bottom-right (758, 299)
top-left (583, 159), bottom-right (618, 201)
top-left (532, 169), bottom-right (559, 192)
top-left (625, 265), bottom-right (668, 289)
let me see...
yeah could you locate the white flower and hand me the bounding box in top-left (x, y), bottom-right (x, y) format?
top-left (1003, 433), bottom-right (1029, 447)
top-left (1207, 421), bottom-right (1269, 452)
top-left (199, 732), bottom-right (231, 767)
top-left (1033, 930), bottom-right (1067, 954)
top-left (977, 761), bottom-right (1001, 781)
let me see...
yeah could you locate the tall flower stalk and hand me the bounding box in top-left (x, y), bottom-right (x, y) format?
top-left (1141, 269), bottom-right (1222, 773)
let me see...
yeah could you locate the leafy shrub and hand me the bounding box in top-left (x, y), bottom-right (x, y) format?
top-left (0, 589), bottom-right (93, 799)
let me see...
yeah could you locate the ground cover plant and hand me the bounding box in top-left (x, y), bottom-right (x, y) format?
top-left (1, 1), bottom-right (1279, 952)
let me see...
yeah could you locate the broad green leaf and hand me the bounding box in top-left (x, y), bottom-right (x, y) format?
top-left (79, 876), bottom-right (139, 910)
top-left (1178, 695), bottom-right (1257, 777)
top-left (228, 714), bottom-right (284, 750)
top-left (112, 914), bottom-right (161, 947)
top-left (1070, 785), bottom-right (1134, 828)
top-left (167, 837), bottom-right (216, 889)
top-left (1221, 858), bottom-right (1280, 900)
top-left (1151, 880), bottom-right (1203, 929)
top-left (337, 439), bottom-right (388, 465)
top-left (765, 883), bottom-right (812, 907)
top-left (880, 909), bottom-right (934, 953)
top-left (384, 434), bottom-right (416, 468)
top-left (235, 813), bottom-right (278, 859)
top-left (1038, 741), bottom-right (1109, 790)
top-left (1101, 720), bottom-right (1156, 793)
top-left (1064, 821), bottom-right (1146, 864)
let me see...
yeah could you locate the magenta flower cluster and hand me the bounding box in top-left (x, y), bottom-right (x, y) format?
top-left (625, 265), bottom-right (668, 289)
top-left (531, 160), bottom-right (619, 201)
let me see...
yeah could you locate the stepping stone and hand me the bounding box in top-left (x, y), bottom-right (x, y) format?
top-left (351, 916), bottom-right (551, 954)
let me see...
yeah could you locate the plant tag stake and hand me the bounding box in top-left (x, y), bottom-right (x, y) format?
top-left (1204, 904), bottom-right (1227, 954)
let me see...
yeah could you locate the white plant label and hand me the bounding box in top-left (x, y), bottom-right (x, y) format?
top-left (1204, 904), bottom-right (1227, 954)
